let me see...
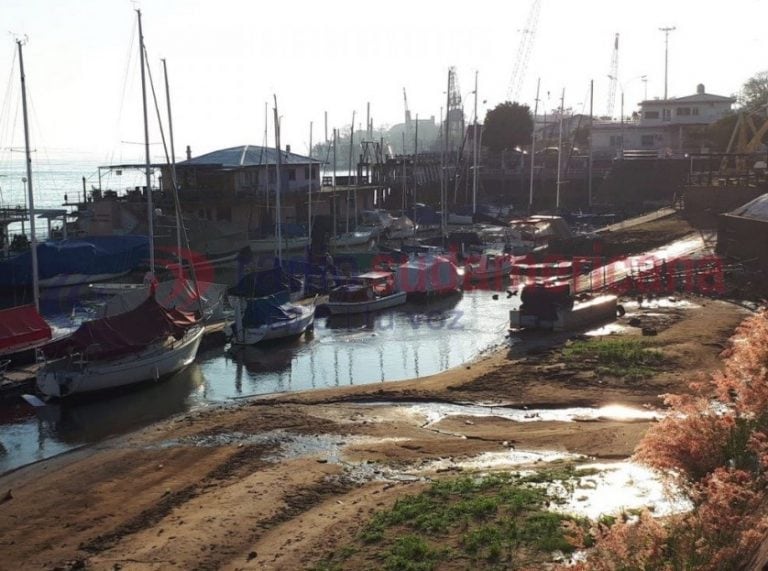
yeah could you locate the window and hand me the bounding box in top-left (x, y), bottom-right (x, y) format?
top-left (641, 135), bottom-right (655, 146)
top-left (304, 166), bottom-right (310, 179)
top-left (268, 169), bottom-right (276, 183)
top-left (288, 168), bottom-right (296, 181)
top-left (644, 111), bottom-right (660, 119)
top-left (663, 109), bottom-right (671, 121)
top-left (609, 135), bottom-right (624, 147)
top-left (676, 107), bottom-right (691, 116)
top-left (692, 107), bottom-right (699, 116)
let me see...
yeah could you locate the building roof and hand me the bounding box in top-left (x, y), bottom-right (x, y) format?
top-left (730, 193), bottom-right (768, 222)
top-left (178, 145), bottom-right (322, 168)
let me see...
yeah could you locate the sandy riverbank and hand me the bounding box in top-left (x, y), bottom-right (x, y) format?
top-left (0, 292), bottom-right (748, 570)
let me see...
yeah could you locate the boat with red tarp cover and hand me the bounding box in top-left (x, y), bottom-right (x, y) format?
top-left (36, 294), bottom-right (203, 398)
top-left (0, 305), bottom-right (52, 363)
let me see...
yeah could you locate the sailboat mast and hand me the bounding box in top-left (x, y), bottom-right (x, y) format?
top-left (529, 78), bottom-right (541, 210)
top-left (308, 121), bottom-right (313, 251)
top-left (472, 70), bottom-right (479, 216)
top-left (347, 111), bottom-right (355, 232)
top-left (137, 9), bottom-right (155, 275)
top-left (162, 58), bottom-right (181, 276)
top-left (556, 87), bottom-right (565, 210)
top-left (17, 40), bottom-right (39, 312)
top-left (273, 96), bottom-right (282, 265)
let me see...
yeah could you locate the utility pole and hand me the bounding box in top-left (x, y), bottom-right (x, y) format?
top-left (529, 78), bottom-right (541, 211)
top-left (659, 26), bottom-right (676, 100)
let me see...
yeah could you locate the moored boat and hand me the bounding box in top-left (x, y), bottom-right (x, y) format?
top-left (327, 271), bottom-right (407, 315)
top-left (395, 255), bottom-right (462, 298)
top-left (509, 282), bottom-right (618, 331)
top-left (226, 292), bottom-right (315, 345)
top-left (464, 253), bottom-right (513, 284)
top-left (36, 295), bottom-right (203, 398)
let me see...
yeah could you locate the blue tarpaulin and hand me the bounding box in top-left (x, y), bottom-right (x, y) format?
top-left (0, 235), bottom-right (149, 288)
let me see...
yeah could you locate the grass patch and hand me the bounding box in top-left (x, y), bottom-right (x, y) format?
top-left (562, 337), bottom-right (664, 379)
top-left (313, 469), bottom-right (592, 570)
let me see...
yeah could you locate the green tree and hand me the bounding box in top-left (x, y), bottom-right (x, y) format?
top-left (482, 102), bottom-right (533, 152)
top-left (702, 114), bottom-right (739, 152)
top-left (739, 70), bottom-right (768, 110)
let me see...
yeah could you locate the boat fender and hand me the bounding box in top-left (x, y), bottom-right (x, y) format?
top-left (616, 304), bottom-right (626, 317)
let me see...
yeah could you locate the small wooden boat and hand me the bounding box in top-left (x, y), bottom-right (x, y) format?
top-left (327, 271), bottom-right (407, 315)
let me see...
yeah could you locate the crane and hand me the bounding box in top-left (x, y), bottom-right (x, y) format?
top-left (507, 0), bottom-right (541, 102)
top-left (606, 33), bottom-right (619, 118)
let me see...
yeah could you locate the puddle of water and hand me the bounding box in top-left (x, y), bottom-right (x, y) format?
top-left (378, 402), bottom-right (661, 426)
top-left (584, 322), bottom-right (628, 336)
top-left (549, 461), bottom-right (691, 519)
top-left (419, 449), bottom-right (582, 472)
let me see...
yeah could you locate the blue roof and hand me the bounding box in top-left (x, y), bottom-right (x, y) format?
top-left (178, 145), bottom-right (322, 168)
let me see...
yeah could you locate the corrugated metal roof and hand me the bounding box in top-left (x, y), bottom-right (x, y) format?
top-left (730, 193), bottom-right (768, 222)
top-left (178, 145), bottom-right (322, 168)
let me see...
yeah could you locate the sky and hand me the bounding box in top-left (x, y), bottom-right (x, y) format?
top-left (1, 0), bottom-right (766, 165)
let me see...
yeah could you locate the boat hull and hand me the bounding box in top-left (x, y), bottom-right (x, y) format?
top-left (228, 305), bottom-right (315, 346)
top-left (36, 325), bottom-right (204, 398)
top-left (327, 291), bottom-right (407, 315)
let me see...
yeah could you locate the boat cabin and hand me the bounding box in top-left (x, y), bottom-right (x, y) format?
top-left (329, 271), bottom-right (396, 302)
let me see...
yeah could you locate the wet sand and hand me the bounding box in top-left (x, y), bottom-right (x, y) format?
top-left (0, 294), bottom-right (747, 570)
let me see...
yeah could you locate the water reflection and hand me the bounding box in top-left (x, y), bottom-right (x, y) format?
top-left (0, 365), bottom-right (205, 473)
top-left (0, 290), bottom-right (516, 473)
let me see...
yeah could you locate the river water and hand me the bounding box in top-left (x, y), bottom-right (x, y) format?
top-left (0, 289), bottom-right (516, 473)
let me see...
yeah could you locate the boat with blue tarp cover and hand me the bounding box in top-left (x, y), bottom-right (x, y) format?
top-left (0, 235), bottom-right (149, 289)
top-left (226, 291), bottom-right (315, 345)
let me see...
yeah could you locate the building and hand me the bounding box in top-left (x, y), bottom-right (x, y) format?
top-left (717, 193), bottom-right (768, 271)
top-left (592, 84), bottom-right (735, 156)
top-left (164, 144), bottom-right (322, 229)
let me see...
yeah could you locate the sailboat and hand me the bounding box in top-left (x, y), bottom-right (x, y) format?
top-left (35, 10), bottom-right (204, 397)
top-left (0, 40), bottom-right (53, 364)
top-left (226, 97), bottom-right (315, 345)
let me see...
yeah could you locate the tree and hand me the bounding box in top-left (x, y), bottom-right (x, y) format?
top-left (482, 102), bottom-right (533, 152)
top-left (739, 70), bottom-right (768, 110)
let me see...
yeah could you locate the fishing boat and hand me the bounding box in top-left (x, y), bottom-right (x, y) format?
top-left (395, 254), bottom-right (462, 298)
top-left (249, 235), bottom-right (309, 254)
top-left (327, 271), bottom-right (407, 315)
top-left (464, 253), bottom-right (513, 283)
top-left (36, 294), bottom-right (203, 398)
top-left (227, 292), bottom-right (315, 345)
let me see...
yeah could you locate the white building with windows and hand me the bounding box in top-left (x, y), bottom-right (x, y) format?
top-left (592, 84), bottom-right (735, 156)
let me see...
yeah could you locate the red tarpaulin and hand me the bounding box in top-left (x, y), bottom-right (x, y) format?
top-left (42, 295), bottom-right (198, 361)
top-left (0, 305), bottom-right (52, 355)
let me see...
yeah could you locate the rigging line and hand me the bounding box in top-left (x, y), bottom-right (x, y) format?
top-left (27, 89), bottom-right (64, 193)
top-left (108, 18), bottom-right (138, 168)
top-left (144, 46), bottom-right (201, 301)
top-left (0, 47), bottom-right (18, 157)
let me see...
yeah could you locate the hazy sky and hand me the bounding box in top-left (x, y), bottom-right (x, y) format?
top-left (2, 0), bottom-right (765, 164)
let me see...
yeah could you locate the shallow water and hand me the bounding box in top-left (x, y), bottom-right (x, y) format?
top-left (0, 289), bottom-right (516, 473)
